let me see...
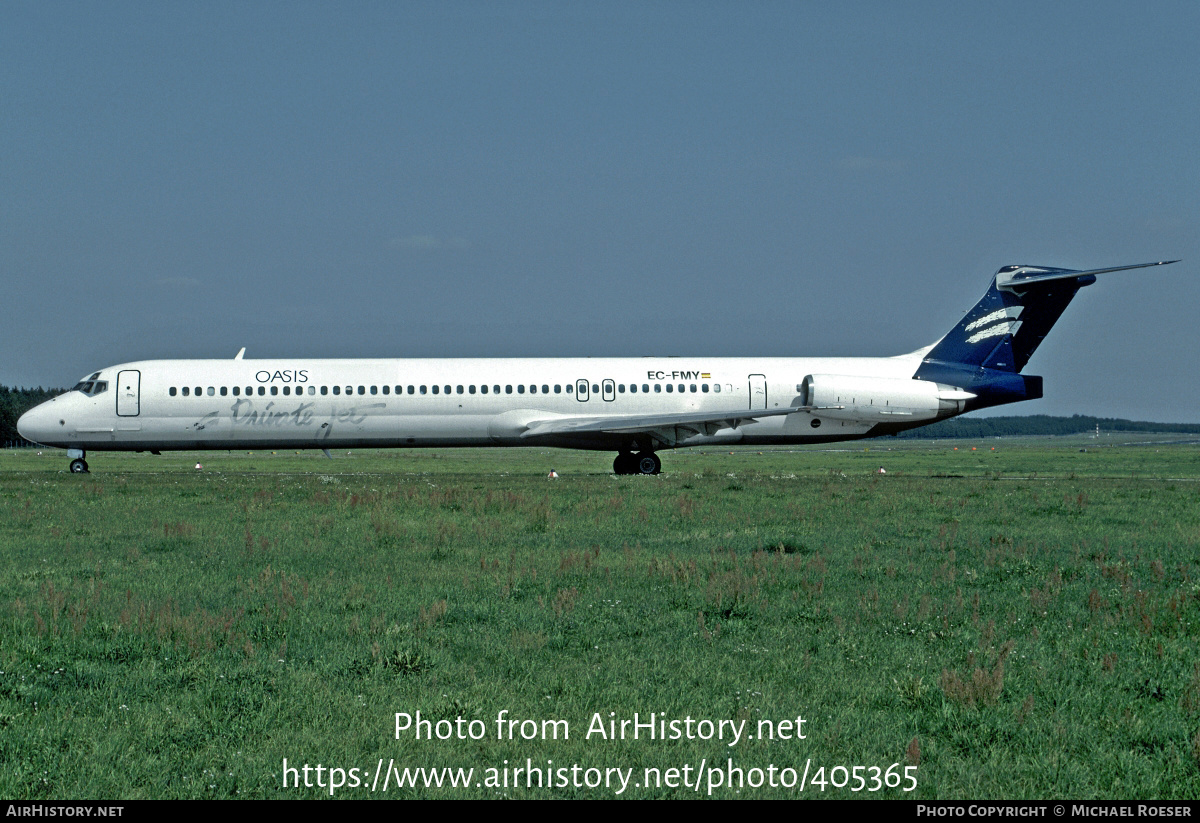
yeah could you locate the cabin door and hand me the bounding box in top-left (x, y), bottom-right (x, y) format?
top-left (748, 374), bottom-right (767, 410)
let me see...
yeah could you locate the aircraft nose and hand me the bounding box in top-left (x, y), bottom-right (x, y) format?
top-left (17, 401), bottom-right (59, 445)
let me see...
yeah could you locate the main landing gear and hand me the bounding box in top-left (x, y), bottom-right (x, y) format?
top-left (613, 451), bottom-right (661, 475)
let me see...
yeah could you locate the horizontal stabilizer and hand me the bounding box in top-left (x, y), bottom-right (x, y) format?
top-left (997, 260), bottom-right (1178, 292)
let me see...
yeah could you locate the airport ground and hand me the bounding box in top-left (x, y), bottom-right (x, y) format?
top-left (1, 437), bottom-right (1198, 798)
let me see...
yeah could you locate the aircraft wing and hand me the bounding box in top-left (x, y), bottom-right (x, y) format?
top-left (519, 405), bottom-right (822, 444)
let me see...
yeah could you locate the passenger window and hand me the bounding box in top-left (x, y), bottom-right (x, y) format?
top-left (180, 387), bottom-right (187, 397)
top-left (517, 385), bottom-right (525, 394)
top-left (566, 385), bottom-right (572, 394)
top-left (358, 386), bottom-right (365, 395)
top-left (529, 385), bottom-right (536, 394)
top-left (506, 386), bottom-right (512, 394)
top-left (245, 387), bottom-right (253, 396)
top-left (642, 384), bottom-right (649, 393)
top-left (443, 385), bottom-right (450, 395)
top-left (408, 386), bottom-right (415, 394)
top-left (541, 385), bottom-right (549, 394)
top-left (702, 384), bottom-right (709, 393)
top-left (714, 384), bottom-right (721, 393)
top-left (308, 386), bottom-right (315, 395)
top-left (221, 387), bottom-right (228, 396)
top-left (629, 384), bottom-right (636, 393)
top-left (321, 386), bottom-right (328, 395)
top-left (469, 385), bottom-right (476, 394)
top-left (232, 386), bottom-right (240, 396)
top-left (678, 384), bottom-right (685, 393)
top-left (270, 387), bottom-right (278, 396)
top-left (333, 386), bottom-right (341, 395)
top-left (432, 385), bottom-right (439, 394)
top-left (480, 385), bottom-right (488, 394)
top-left (170, 387), bottom-right (177, 397)
top-left (283, 386), bottom-right (291, 396)
top-left (554, 385), bottom-right (561, 394)
top-left (195, 387), bottom-right (202, 396)
top-left (419, 386), bottom-right (427, 394)
top-left (666, 384), bottom-right (673, 393)
top-left (618, 384), bottom-right (625, 393)
top-left (592, 384), bottom-right (599, 394)
top-left (655, 384), bottom-right (661, 393)
top-left (257, 386), bottom-right (265, 396)
top-left (457, 385), bottom-right (464, 394)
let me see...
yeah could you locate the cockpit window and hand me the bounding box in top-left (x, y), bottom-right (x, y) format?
top-left (70, 380), bottom-right (108, 397)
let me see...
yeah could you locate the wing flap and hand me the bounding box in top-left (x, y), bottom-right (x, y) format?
top-left (518, 405), bottom-right (817, 440)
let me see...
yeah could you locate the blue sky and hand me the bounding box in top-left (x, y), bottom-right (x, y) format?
top-left (3, 1), bottom-right (1197, 420)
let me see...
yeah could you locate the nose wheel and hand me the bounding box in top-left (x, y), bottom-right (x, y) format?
top-left (69, 458), bottom-right (89, 473)
top-left (613, 451), bottom-right (661, 475)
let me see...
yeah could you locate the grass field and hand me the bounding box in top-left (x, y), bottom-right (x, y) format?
top-left (1, 437), bottom-right (1198, 798)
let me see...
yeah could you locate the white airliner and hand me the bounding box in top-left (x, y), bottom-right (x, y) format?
top-left (18, 261), bottom-right (1176, 474)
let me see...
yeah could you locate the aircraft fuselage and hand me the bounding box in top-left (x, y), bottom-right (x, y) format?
top-left (18, 355), bottom-right (933, 455)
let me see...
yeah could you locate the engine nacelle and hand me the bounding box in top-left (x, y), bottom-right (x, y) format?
top-left (799, 374), bottom-right (970, 423)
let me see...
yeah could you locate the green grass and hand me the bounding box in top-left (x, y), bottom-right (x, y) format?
top-left (1, 439), bottom-right (1198, 798)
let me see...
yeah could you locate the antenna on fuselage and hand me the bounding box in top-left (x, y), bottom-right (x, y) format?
top-left (234, 347), bottom-right (245, 360)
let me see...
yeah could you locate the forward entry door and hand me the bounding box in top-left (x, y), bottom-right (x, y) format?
top-left (116, 370), bottom-right (141, 416)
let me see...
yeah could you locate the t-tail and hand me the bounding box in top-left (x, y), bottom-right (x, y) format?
top-left (913, 261), bottom-right (1178, 411)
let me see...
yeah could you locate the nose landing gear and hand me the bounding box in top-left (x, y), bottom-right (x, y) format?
top-left (68, 449), bottom-right (88, 473)
top-left (613, 451), bottom-right (661, 475)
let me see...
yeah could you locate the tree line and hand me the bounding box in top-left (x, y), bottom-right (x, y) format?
top-left (0, 385), bottom-right (65, 443)
top-left (886, 413), bottom-right (1200, 440)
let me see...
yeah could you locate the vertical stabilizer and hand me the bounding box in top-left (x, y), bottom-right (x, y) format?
top-left (914, 261), bottom-right (1176, 410)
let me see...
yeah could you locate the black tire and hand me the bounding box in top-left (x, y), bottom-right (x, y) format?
top-left (614, 452), bottom-right (639, 475)
top-left (69, 458), bottom-right (88, 473)
top-left (635, 452), bottom-right (661, 475)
